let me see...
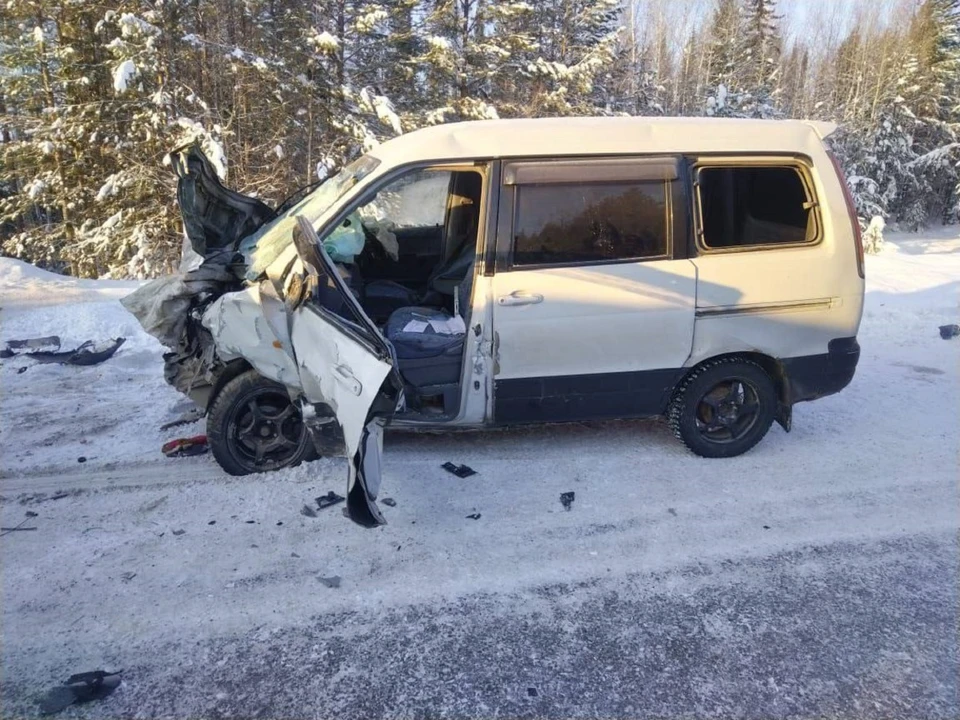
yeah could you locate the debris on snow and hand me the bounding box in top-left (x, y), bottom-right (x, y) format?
top-left (38, 670), bottom-right (122, 716)
top-left (316, 491), bottom-right (345, 510)
top-left (939, 324), bottom-right (960, 340)
top-left (0, 335), bottom-right (60, 357)
top-left (441, 462), bottom-right (477, 478)
top-left (300, 504), bottom-right (318, 518)
top-left (381, 498), bottom-right (397, 507)
top-left (161, 435), bottom-right (208, 458)
top-left (560, 492), bottom-right (575, 511)
top-left (26, 337), bottom-right (125, 366)
top-left (317, 575), bottom-right (341, 589)
top-left (466, 513), bottom-right (481, 520)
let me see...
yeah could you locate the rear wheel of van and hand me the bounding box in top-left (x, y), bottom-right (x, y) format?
top-left (668, 359), bottom-right (776, 459)
top-left (207, 370), bottom-right (314, 475)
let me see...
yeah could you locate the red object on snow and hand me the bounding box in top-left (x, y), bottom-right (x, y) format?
top-left (162, 435), bottom-right (208, 458)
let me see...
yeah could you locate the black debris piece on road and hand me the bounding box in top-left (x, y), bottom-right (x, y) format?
top-left (527, 688), bottom-right (539, 697)
top-left (171, 529), bottom-right (186, 536)
top-left (77, 456), bottom-right (87, 463)
top-left (316, 491), bottom-right (345, 509)
top-left (317, 575), bottom-right (341, 589)
top-left (441, 462), bottom-right (477, 478)
top-left (38, 670), bottom-right (122, 716)
top-left (120, 572), bottom-right (136, 582)
top-left (28, 337), bottom-right (126, 366)
top-left (1, 336), bottom-right (61, 358)
top-left (16, 366), bottom-right (27, 374)
top-left (466, 513), bottom-right (481, 520)
top-left (159, 407), bottom-right (205, 431)
top-left (381, 498), bottom-right (397, 507)
top-left (560, 492), bottom-right (576, 511)
top-left (49, 492), bottom-right (70, 500)
top-left (207, 520), bottom-right (216, 525)
top-left (300, 505), bottom-right (317, 518)
top-left (0, 525), bottom-right (37, 534)
top-left (939, 324), bottom-right (960, 339)
top-left (25, 511), bottom-right (38, 518)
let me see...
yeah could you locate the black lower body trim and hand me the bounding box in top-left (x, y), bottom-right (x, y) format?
top-left (782, 337), bottom-right (860, 404)
top-left (494, 368), bottom-right (685, 425)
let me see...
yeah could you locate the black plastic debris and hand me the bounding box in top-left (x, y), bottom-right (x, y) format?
top-left (29, 337), bottom-right (126, 366)
top-left (77, 456), bottom-right (87, 464)
top-left (208, 520), bottom-right (216, 525)
top-left (160, 407), bottom-right (205, 431)
top-left (466, 513), bottom-right (481, 520)
top-left (120, 571), bottom-right (136, 582)
top-left (317, 575), bottom-right (341, 589)
top-left (316, 491), bottom-right (345, 509)
top-left (17, 366), bottom-right (27, 374)
top-left (171, 529), bottom-right (186, 536)
top-left (527, 688), bottom-right (539, 697)
top-left (1, 336), bottom-right (60, 358)
top-left (381, 498), bottom-right (397, 507)
top-left (441, 462), bottom-right (477, 478)
top-left (560, 492), bottom-right (575, 511)
top-left (940, 324), bottom-right (960, 339)
top-left (25, 511), bottom-right (38, 518)
top-left (38, 670), bottom-right (122, 715)
top-left (300, 504), bottom-right (318, 518)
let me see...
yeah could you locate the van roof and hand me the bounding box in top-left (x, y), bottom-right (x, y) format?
top-left (369, 116), bottom-right (838, 166)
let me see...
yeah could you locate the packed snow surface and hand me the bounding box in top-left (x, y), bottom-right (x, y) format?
top-left (0, 228), bottom-right (957, 717)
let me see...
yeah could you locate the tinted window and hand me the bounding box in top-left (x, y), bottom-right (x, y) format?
top-left (512, 182), bottom-right (668, 266)
top-left (698, 166), bottom-right (814, 249)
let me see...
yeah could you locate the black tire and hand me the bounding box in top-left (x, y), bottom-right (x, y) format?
top-left (668, 359), bottom-right (776, 458)
top-left (207, 370), bottom-right (313, 476)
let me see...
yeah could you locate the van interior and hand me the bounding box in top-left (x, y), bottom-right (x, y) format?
top-left (344, 169), bottom-right (484, 419)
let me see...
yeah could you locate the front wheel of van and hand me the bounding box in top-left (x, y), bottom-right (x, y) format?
top-left (207, 370), bottom-right (314, 476)
top-left (668, 359), bottom-right (776, 459)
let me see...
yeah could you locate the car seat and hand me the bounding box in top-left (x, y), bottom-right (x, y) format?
top-left (364, 172), bottom-right (482, 318)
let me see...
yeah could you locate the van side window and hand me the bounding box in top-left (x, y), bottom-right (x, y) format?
top-left (512, 181), bottom-right (669, 266)
top-left (697, 166), bottom-right (816, 249)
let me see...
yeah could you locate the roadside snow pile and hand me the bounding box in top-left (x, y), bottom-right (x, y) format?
top-left (0, 258), bottom-right (187, 475)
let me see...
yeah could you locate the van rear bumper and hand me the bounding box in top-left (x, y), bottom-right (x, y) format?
top-left (782, 337), bottom-right (860, 404)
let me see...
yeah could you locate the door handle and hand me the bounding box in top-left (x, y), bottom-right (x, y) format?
top-left (333, 364), bottom-right (362, 396)
top-left (498, 291), bottom-right (544, 307)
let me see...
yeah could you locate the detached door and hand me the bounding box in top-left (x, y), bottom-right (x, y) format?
top-left (491, 158), bottom-right (697, 424)
top-left (287, 216), bottom-right (402, 527)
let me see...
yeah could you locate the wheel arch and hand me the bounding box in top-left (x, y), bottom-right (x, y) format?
top-left (206, 358), bottom-right (254, 411)
top-left (676, 351), bottom-right (790, 426)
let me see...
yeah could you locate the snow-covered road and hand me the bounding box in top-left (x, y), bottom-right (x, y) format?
top-left (1, 230), bottom-right (957, 718)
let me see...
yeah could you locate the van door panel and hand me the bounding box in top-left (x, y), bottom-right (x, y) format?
top-left (492, 260), bottom-right (697, 423)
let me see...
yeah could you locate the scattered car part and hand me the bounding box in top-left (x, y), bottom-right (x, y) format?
top-left (1, 335), bottom-right (61, 357)
top-left (0, 526), bottom-right (37, 533)
top-left (316, 491), bottom-right (345, 509)
top-left (466, 513), bottom-right (481, 520)
top-left (560, 492), bottom-right (575, 511)
top-left (172, 529), bottom-right (186, 536)
top-left (381, 497), bottom-right (397, 507)
top-left (160, 407), bottom-right (206, 431)
top-left (939, 324), bottom-right (959, 339)
top-left (317, 575), bottom-right (342, 588)
top-left (441, 462), bottom-right (477, 478)
top-left (38, 670), bottom-right (122, 716)
top-left (206, 370), bottom-right (311, 475)
top-left (161, 435), bottom-right (209, 458)
top-left (26, 338), bottom-right (125, 366)
top-left (301, 504), bottom-right (318, 518)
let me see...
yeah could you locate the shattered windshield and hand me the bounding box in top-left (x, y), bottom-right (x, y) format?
top-left (240, 154), bottom-right (380, 279)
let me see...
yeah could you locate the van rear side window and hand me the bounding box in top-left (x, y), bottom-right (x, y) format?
top-left (697, 166), bottom-right (817, 250)
top-left (512, 181), bottom-right (669, 266)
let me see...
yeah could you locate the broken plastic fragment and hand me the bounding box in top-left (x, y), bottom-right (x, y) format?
top-left (441, 462), bottom-right (477, 478)
top-left (316, 491), bottom-right (345, 509)
top-left (317, 575), bottom-right (341, 588)
top-left (560, 492), bottom-right (575, 511)
top-left (38, 670), bottom-right (122, 715)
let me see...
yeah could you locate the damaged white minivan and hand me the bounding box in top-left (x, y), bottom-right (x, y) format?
top-left (124, 117), bottom-right (865, 527)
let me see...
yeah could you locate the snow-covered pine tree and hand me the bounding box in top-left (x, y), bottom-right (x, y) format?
top-left (738, 0), bottom-right (783, 118)
top-left (702, 0), bottom-right (746, 116)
